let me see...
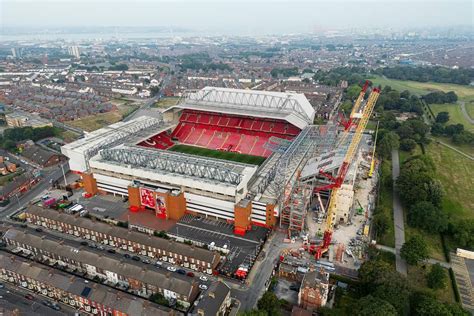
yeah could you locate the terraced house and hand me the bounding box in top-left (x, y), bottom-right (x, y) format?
top-left (2, 228), bottom-right (200, 308)
top-left (0, 253), bottom-right (177, 316)
top-left (25, 205), bottom-right (220, 274)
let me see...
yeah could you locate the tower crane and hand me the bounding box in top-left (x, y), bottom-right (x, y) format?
top-left (314, 86), bottom-right (381, 259)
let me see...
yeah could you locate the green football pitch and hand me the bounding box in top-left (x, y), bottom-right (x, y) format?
top-left (168, 144), bottom-right (267, 165)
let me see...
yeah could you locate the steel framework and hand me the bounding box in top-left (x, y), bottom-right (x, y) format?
top-left (181, 87), bottom-right (313, 123)
top-left (99, 146), bottom-right (245, 185)
top-left (278, 123), bottom-right (338, 233)
top-left (83, 117), bottom-right (164, 169)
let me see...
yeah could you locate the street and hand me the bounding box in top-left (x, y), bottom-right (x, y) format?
top-left (0, 282), bottom-right (75, 315)
top-left (0, 162), bottom-right (70, 217)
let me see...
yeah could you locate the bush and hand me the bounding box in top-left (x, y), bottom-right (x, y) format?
top-left (449, 268), bottom-right (461, 303)
top-left (427, 264), bottom-right (447, 290)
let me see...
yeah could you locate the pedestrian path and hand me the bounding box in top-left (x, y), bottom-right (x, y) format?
top-left (391, 150), bottom-right (407, 276)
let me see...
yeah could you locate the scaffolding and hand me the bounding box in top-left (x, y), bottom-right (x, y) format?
top-left (277, 123), bottom-right (338, 234)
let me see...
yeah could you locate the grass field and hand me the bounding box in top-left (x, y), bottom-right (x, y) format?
top-left (68, 111), bottom-right (123, 132)
top-left (426, 142), bottom-right (474, 219)
top-left (406, 264), bottom-right (455, 303)
top-left (154, 97), bottom-right (180, 109)
top-left (168, 144), bottom-right (267, 165)
top-left (370, 75), bottom-right (474, 98)
top-left (429, 103), bottom-right (474, 132)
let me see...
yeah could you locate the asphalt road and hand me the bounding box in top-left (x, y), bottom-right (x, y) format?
top-left (0, 283), bottom-right (74, 315)
top-left (0, 162), bottom-right (70, 217)
top-left (230, 231), bottom-right (286, 311)
top-left (460, 101), bottom-right (474, 124)
top-left (391, 149), bottom-right (407, 276)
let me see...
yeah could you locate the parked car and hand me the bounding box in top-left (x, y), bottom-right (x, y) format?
top-left (107, 249), bottom-right (116, 254)
top-left (97, 245), bottom-right (105, 250)
top-left (155, 261), bottom-right (163, 266)
top-left (123, 253), bottom-right (131, 259)
top-left (186, 272), bottom-right (195, 277)
top-left (25, 294), bottom-right (34, 300)
top-left (0, 283), bottom-right (4, 288)
top-left (131, 256), bottom-right (140, 261)
top-left (80, 241), bottom-right (88, 246)
top-left (176, 269), bottom-right (186, 275)
top-left (42, 300), bottom-right (52, 307)
top-left (199, 276), bottom-right (208, 282)
top-left (142, 258), bottom-right (151, 264)
top-left (35, 228), bottom-right (43, 232)
top-left (167, 266), bottom-right (177, 272)
top-left (289, 284), bottom-right (300, 291)
top-left (199, 284), bottom-right (208, 290)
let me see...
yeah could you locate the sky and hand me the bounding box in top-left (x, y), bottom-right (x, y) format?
top-left (1, 0), bottom-right (473, 35)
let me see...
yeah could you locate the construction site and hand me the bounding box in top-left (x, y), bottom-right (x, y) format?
top-left (276, 81), bottom-right (381, 271)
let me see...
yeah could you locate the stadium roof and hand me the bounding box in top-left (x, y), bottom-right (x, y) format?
top-left (61, 115), bottom-right (173, 172)
top-left (166, 87), bottom-right (315, 129)
top-left (90, 145), bottom-right (257, 196)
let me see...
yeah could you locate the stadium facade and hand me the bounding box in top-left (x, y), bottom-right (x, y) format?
top-left (62, 87), bottom-right (316, 235)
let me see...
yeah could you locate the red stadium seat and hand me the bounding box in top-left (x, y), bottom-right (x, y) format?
top-left (141, 109), bottom-right (301, 157)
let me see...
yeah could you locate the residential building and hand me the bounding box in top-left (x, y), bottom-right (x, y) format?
top-left (2, 228), bottom-right (200, 308)
top-left (11, 47), bottom-right (21, 59)
top-left (0, 252), bottom-right (177, 315)
top-left (25, 205), bottom-right (221, 274)
top-left (68, 46), bottom-right (81, 59)
top-left (21, 145), bottom-right (63, 167)
top-left (298, 270), bottom-right (330, 311)
top-left (189, 282), bottom-right (231, 316)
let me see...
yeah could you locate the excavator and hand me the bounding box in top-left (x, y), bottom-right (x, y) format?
top-left (311, 82), bottom-right (381, 259)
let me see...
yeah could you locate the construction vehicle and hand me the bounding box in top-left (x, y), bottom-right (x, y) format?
top-left (313, 84), bottom-right (381, 259)
top-left (356, 199), bottom-right (364, 215)
top-left (368, 121), bottom-right (379, 178)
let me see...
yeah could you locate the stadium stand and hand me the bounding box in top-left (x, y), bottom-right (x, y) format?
top-left (163, 110), bottom-right (301, 157)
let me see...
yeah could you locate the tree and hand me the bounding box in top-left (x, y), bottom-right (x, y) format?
top-left (352, 295), bottom-right (397, 316)
top-left (436, 112), bottom-right (450, 124)
top-left (407, 201), bottom-right (447, 233)
top-left (377, 131), bottom-right (400, 159)
top-left (346, 84), bottom-right (362, 101)
top-left (431, 123), bottom-right (445, 136)
top-left (427, 264), bottom-right (447, 290)
top-left (358, 260), bottom-right (393, 286)
top-left (400, 138), bottom-right (417, 152)
top-left (372, 212), bottom-right (389, 238)
top-left (257, 291), bottom-right (281, 316)
top-left (411, 293), bottom-right (452, 316)
top-left (400, 235), bottom-right (429, 265)
top-left (450, 219), bottom-right (474, 249)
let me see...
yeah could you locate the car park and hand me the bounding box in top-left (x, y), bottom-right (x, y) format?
top-left (167, 266), bottom-right (177, 272)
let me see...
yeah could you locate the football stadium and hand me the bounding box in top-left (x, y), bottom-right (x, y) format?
top-left (62, 87), bottom-right (336, 235)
